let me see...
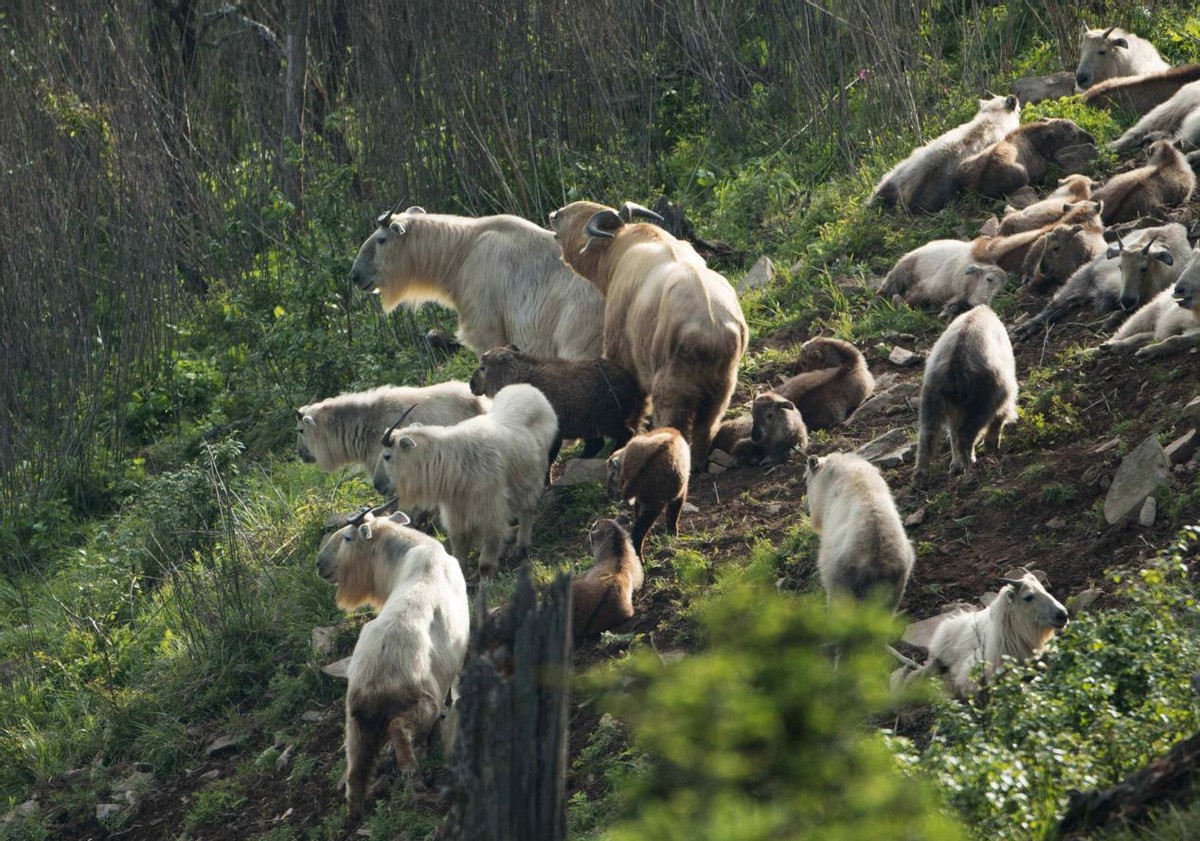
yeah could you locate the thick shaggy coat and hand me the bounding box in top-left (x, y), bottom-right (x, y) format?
top-left (914, 306), bottom-right (1018, 485)
top-left (572, 518), bottom-right (645, 637)
top-left (1020, 213), bottom-right (1108, 295)
top-left (881, 241), bottom-right (1008, 318)
top-left (772, 337), bottom-right (875, 430)
top-left (1091, 140), bottom-right (1196, 224)
top-left (1013, 250), bottom-right (1126, 341)
top-left (349, 207), bottom-right (605, 360)
top-left (905, 572), bottom-right (1068, 696)
top-left (974, 200), bottom-right (1106, 273)
top-left (550, 201), bottom-right (747, 465)
top-left (379, 384), bottom-right (558, 575)
top-left (469, 345), bottom-right (645, 459)
top-left (1111, 80), bottom-right (1200, 152)
top-left (804, 452), bottom-right (914, 611)
top-left (870, 95), bottom-right (1020, 213)
top-left (1109, 222), bottom-right (1191, 312)
top-left (297, 382), bottom-right (488, 493)
top-left (1083, 64), bottom-right (1200, 116)
top-left (606, 428), bottom-right (690, 557)
top-left (715, 393), bottom-right (810, 466)
top-left (1075, 26), bottom-right (1169, 90)
top-left (954, 119), bottom-right (1095, 198)
top-left (1102, 248), bottom-right (1200, 358)
top-left (316, 512), bottom-right (469, 817)
top-left (997, 174), bottom-right (1093, 235)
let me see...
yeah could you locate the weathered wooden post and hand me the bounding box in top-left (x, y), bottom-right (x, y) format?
top-left (447, 568), bottom-right (572, 841)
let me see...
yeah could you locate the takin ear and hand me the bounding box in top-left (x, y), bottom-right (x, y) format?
top-left (389, 219), bottom-right (408, 235)
top-left (397, 436), bottom-right (417, 450)
top-left (807, 454), bottom-right (821, 472)
top-left (1111, 37), bottom-right (1129, 49)
top-left (1005, 94), bottom-right (1019, 110)
top-left (303, 415), bottom-right (316, 427)
top-left (358, 522), bottom-right (374, 540)
top-left (1062, 203), bottom-right (1074, 213)
top-left (1106, 244), bottom-right (1122, 259)
top-left (504, 343), bottom-right (520, 352)
top-left (388, 511), bottom-right (411, 526)
top-left (965, 264), bottom-right (983, 276)
top-left (405, 206), bottom-right (426, 214)
top-left (779, 399), bottom-right (797, 412)
top-left (1154, 251), bottom-right (1174, 266)
top-left (1070, 224), bottom-right (1083, 234)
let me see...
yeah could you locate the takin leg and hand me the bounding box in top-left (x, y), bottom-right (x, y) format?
top-left (579, 437), bottom-right (606, 459)
top-left (664, 496), bottom-right (685, 537)
top-left (344, 710), bottom-right (387, 820)
top-left (950, 410), bottom-right (992, 476)
top-left (913, 409), bottom-right (944, 487)
top-left (1134, 329), bottom-right (1200, 358)
top-left (628, 500), bottom-right (665, 558)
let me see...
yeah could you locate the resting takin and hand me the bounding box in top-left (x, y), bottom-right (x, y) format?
top-left (1101, 247), bottom-right (1200, 358)
top-left (953, 119), bottom-right (1095, 198)
top-left (350, 204), bottom-right (604, 360)
top-left (572, 518), bottom-right (645, 638)
top-left (317, 510), bottom-right (469, 818)
top-left (378, 383), bottom-right (558, 576)
top-left (551, 201), bottom-right (747, 465)
top-left (1075, 26), bottom-right (1169, 90)
top-left (899, 571), bottom-right (1069, 696)
top-left (1110, 80), bottom-right (1200, 152)
top-left (1091, 140), bottom-right (1196, 225)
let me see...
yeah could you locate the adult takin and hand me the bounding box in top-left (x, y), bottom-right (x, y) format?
top-left (1110, 80), bottom-right (1200, 152)
top-left (550, 201), bottom-right (747, 466)
top-left (469, 345), bottom-right (645, 460)
top-left (350, 204), bottom-right (604, 360)
top-left (378, 383), bottom-right (558, 576)
top-left (914, 306), bottom-right (1018, 486)
top-left (1101, 247), bottom-right (1200, 358)
top-left (870, 94), bottom-right (1020, 213)
top-left (316, 510), bottom-right (470, 818)
top-left (804, 452), bottom-right (914, 612)
top-left (606, 428), bottom-right (690, 557)
top-left (1075, 25), bottom-right (1169, 90)
top-left (1107, 223), bottom-right (1191, 313)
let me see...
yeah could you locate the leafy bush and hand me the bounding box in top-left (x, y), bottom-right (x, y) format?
top-left (904, 526), bottom-right (1200, 838)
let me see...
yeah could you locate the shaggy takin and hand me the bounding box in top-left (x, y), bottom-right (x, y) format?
top-left (954, 119), bottom-right (1095, 198)
top-left (901, 571), bottom-right (1069, 696)
top-left (606, 428), bottom-right (690, 557)
top-left (804, 452), bottom-right (914, 611)
top-left (871, 94), bottom-right (1020, 213)
top-left (1019, 213), bottom-right (1108, 294)
top-left (1108, 222), bottom-right (1191, 312)
top-left (296, 382), bottom-right (489, 493)
top-left (1101, 248), bottom-right (1200, 358)
top-left (469, 345), bottom-right (645, 460)
top-left (378, 383), bottom-right (558, 575)
top-left (1091, 140), bottom-right (1196, 224)
top-left (572, 518), bottom-right (645, 638)
top-left (772, 337), bottom-right (875, 430)
top-left (975, 199), bottom-right (1105, 273)
top-left (1111, 80), bottom-right (1200, 152)
top-left (316, 510), bottom-right (470, 818)
top-left (1012, 250), bottom-right (1126, 342)
top-left (997, 174), bottom-right (1093, 235)
top-left (914, 306), bottom-right (1018, 486)
top-left (714, 393), bottom-right (809, 466)
top-left (349, 204), bottom-right (605, 360)
top-left (550, 201), bottom-right (747, 466)
top-left (1075, 26), bottom-right (1169, 90)
top-left (1083, 65), bottom-right (1200, 116)
top-left (881, 241), bottom-right (1008, 318)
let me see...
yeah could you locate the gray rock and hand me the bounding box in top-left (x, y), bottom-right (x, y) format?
top-left (96, 803), bottom-right (123, 822)
top-left (1166, 429), bottom-right (1198, 465)
top-left (2, 799), bottom-right (39, 825)
top-left (554, 458), bottom-right (608, 486)
top-left (855, 428), bottom-right (914, 468)
top-left (1012, 71), bottom-right (1076, 104)
top-left (311, 625), bottom-right (337, 656)
top-left (301, 710), bottom-right (324, 723)
top-left (1067, 588), bottom-right (1103, 614)
top-left (321, 657), bottom-right (352, 680)
top-left (1056, 142), bottom-right (1097, 174)
top-left (1181, 395), bottom-right (1200, 431)
top-left (1006, 186), bottom-right (1039, 209)
top-left (199, 769), bottom-right (221, 781)
top-left (1103, 435), bottom-right (1169, 524)
top-left (1045, 516), bottom-right (1067, 530)
top-left (111, 770), bottom-right (152, 797)
top-left (888, 346), bottom-right (922, 367)
top-left (681, 502), bottom-right (700, 514)
top-left (1139, 496), bottom-right (1158, 527)
top-left (737, 256), bottom-right (775, 292)
top-left (1092, 437), bottom-right (1121, 455)
top-left (707, 462), bottom-right (728, 475)
top-left (904, 507), bottom-right (927, 527)
top-left (205, 734), bottom-right (246, 758)
top-left (708, 448), bottom-right (738, 469)
top-left (275, 745), bottom-right (294, 772)
top-left (848, 382), bottom-right (921, 425)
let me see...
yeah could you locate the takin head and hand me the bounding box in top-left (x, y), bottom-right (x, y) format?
top-left (348, 202), bottom-right (428, 296)
top-left (548, 201), bottom-right (664, 291)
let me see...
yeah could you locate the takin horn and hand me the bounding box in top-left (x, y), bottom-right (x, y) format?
top-left (376, 197), bottom-right (408, 228)
top-left (1141, 234), bottom-right (1160, 255)
top-left (585, 209), bottom-right (624, 240)
top-left (1101, 25), bottom-right (1117, 39)
top-left (345, 504), bottom-right (373, 527)
top-left (617, 202), bottom-right (665, 224)
top-left (380, 403), bottom-right (418, 446)
top-left (998, 576), bottom-right (1025, 588)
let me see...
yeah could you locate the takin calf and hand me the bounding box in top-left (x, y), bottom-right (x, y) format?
top-left (900, 571), bottom-right (1068, 696)
top-left (317, 510), bottom-right (470, 818)
top-left (469, 345), bottom-right (645, 460)
top-left (871, 94), bottom-right (1021, 213)
top-left (914, 306), bottom-right (1017, 486)
top-left (997, 174), bottom-right (1092, 235)
top-left (954, 119), bottom-right (1095, 198)
top-left (379, 383), bottom-right (558, 575)
top-left (804, 452), bottom-right (914, 611)
top-left (350, 204), bottom-right (604, 360)
top-left (1101, 247), bottom-right (1200, 358)
top-left (550, 201), bottom-right (747, 466)
top-left (607, 428), bottom-right (690, 557)
top-left (1019, 212), bottom-right (1108, 295)
top-left (572, 518), bottom-right (645, 638)
top-left (297, 382), bottom-right (489, 496)
top-left (1092, 140), bottom-right (1196, 225)
top-left (1075, 26), bottom-right (1169, 90)
top-left (773, 337), bottom-right (875, 430)
top-left (711, 392), bottom-right (809, 466)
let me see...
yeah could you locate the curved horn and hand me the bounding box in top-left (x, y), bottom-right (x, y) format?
top-left (346, 504), bottom-right (373, 527)
top-left (999, 577), bottom-right (1024, 588)
top-left (585, 209), bottom-right (624, 240)
top-left (380, 403), bottom-right (418, 446)
top-left (618, 202), bottom-right (665, 224)
top-left (1102, 25), bottom-right (1117, 39)
top-left (1140, 234), bottom-right (1160, 255)
top-left (376, 198), bottom-right (407, 227)
top-left (1114, 229), bottom-right (1125, 249)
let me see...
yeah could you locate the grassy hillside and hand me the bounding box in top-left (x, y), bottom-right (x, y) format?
top-left (3, 2), bottom-right (1200, 839)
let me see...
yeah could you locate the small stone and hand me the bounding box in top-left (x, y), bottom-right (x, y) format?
top-left (708, 448), bottom-right (738, 468)
top-left (1139, 496), bottom-right (1157, 527)
top-left (96, 803), bottom-right (123, 822)
top-left (681, 502), bottom-right (700, 514)
top-left (1056, 142), bottom-right (1097, 174)
top-left (1067, 588), bottom-right (1103, 614)
top-left (554, 458), bottom-right (608, 486)
top-left (763, 503), bottom-right (783, 517)
top-left (737, 256), bottom-right (775, 292)
top-left (301, 710), bottom-right (323, 723)
top-left (1091, 438), bottom-right (1120, 455)
top-left (204, 734), bottom-right (245, 758)
top-left (321, 657), bottom-right (352, 680)
top-left (848, 382), bottom-right (921, 425)
top-left (1045, 516), bottom-right (1067, 529)
top-left (275, 745), bottom-right (294, 772)
top-left (1104, 435), bottom-right (1169, 524)
top-left (707, 462), bottom-right (728, 475)
top-left (1165, 429), bottom-right (1198, 465)
top-left (111, 770), bottom-right (152, 797)
top-left (904, 507), bottom-right (927, 527)
top-left (311, 626), bottom-right (337, 656)
top-left (1012, 71), bottom-right (1076, 104)
top-left (1181, 396), bottom-right (1200, 431)
top-left (1005, 186), bottom-right (1039, 209)
top-left (888, 346), bottom-right (922, 367)
top-left (856, 428), bottom-right (914, 467)
top-left (199, 769), bottom-right (221, 781)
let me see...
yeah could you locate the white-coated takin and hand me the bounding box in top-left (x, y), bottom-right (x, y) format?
top-left (316, 510), bottom-right (469, 818)
top-left (1101, 247), bottom-right (1200, 358)
top-left (1075, 26), bottom-right (1169, 90)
